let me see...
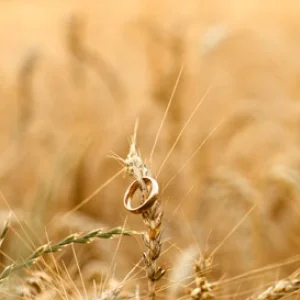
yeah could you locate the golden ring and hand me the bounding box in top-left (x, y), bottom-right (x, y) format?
top-left (124, 176), bottom-right (159, 214)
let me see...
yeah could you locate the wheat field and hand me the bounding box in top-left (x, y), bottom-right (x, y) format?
top-left (1, 1), bottom-right (300, 299)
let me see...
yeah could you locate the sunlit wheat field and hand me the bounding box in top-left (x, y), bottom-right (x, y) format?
top-left (1, 1), bottom-right (300, 299)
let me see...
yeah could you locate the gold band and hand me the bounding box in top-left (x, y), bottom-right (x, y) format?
top-left (124, 176), bottom-right (159, 214)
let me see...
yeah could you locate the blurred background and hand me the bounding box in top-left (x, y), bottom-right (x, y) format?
top-left (2, 1), bottom-right (300, 298)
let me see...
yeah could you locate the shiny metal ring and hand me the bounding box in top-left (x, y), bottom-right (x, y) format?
top-left (124, 176), bottom-right (159, 214)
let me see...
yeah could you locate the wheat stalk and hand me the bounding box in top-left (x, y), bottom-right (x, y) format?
top-left (0, 227), bottom-right (139, 283)
top-left (116, 126), bottom-right (166, 300)
top-left (65, 13), bottom-right (125, 103)
top-left (17, 51), bottom-right (38, 140)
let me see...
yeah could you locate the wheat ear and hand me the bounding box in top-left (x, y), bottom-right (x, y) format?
top-left (117, 128), bottom-right (166, 299)
top-left (247, 269), bottom-right (300, 300)
top-left (0, 227), bottom-right (138, 283)
top-left (189, 256), bottom-right (215, 300)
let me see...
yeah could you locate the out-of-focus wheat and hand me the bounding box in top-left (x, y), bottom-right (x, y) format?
top-left (247, 270), bottom-right (300, 300)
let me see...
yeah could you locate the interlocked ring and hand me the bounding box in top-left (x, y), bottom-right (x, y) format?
top-left (124, 176), bottom-right (159, 214)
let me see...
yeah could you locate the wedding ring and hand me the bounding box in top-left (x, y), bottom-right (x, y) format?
top-left (124, 176), bottom-right (159, 214)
